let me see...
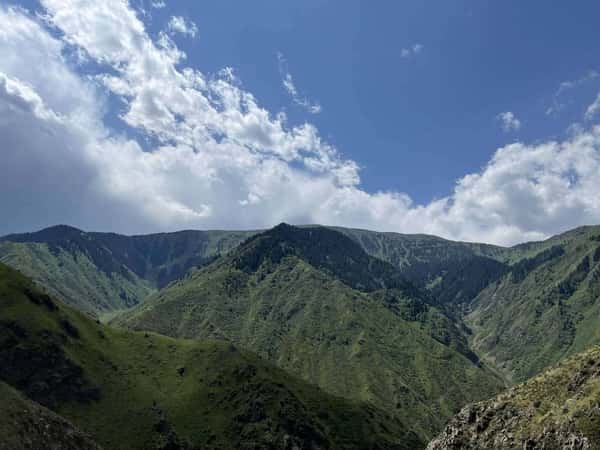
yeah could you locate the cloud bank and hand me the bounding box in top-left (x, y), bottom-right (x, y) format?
top-left (1, 1), bottom-right (600, 246)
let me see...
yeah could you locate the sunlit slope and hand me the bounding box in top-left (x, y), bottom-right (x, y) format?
top-left (428, 345), bottom-right (600, 449)
top-left (117, 224), bottom-right (503, 440)
top-left (0, 262), bottom-right (420, 450)
top-left (468, 226), bottom-right (600, 382)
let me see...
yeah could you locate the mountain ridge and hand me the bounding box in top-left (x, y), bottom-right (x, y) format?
top-left (116, 224), bottom-right (504, 440)
top-left (3, 222), bottom-right (600, 447)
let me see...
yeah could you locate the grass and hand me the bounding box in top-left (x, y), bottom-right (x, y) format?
top-left (467, 225), bottom-right (600, 382)
top-left (0, 226), bottom-right (255, 316)
top-left (0, 262), bottom-right (421, 449)
top-left (116, 227), bottom-right (504, 442)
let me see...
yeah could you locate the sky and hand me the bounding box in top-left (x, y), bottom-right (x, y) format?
top-left (2, 0), bottom-right (600, 245)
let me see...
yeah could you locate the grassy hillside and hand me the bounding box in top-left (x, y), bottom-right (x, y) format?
top-left (333, 227), bottom-right (505, 269)
top-left (0, 262), bottom-right (421, 450)
top-left (7, 222), bottom-right (600, 400)
top-left (0, 225), bottom-right (255, 316)
top-left (0, 239), bottom-right (154, 315)
top-left (427, 345), bottom-right (600, 449)
top-left (116, 225), bottom-right (503, 440)
top-left (467, 225), bottom-right (600, 382)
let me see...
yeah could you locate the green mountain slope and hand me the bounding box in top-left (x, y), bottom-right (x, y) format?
top-left (467, 225), bottom-right (600, 382)
top-left (0, 262), bottom-right (421, 449)
top-left (335, 227), bottom-right (510, 306)
top-left (0, 223), bottom-right (510, 316)
top-left (0, 225), bottom-right (255, 315)
top-left (0, 381), bottom-right (102, 450)
top-left (116, 224), bottom-right (503, 440)
top-left (339, 225), bottom-right (600, 385)
top-left (427, 345), bottom-right (600, 450)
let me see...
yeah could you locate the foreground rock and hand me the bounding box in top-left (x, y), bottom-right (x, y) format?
top-left (428, 346), bottom-right (600, 449)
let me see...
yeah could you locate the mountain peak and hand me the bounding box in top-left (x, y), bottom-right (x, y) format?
top-left (229, 223), bottom-right (424, 295)
top-left (0, 224), bottom-right (85, 243)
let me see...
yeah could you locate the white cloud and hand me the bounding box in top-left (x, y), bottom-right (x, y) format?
top-left (151, 0), bottom-right (165, 8)
top-left (277, 52), bottom-right (321, 114)
top-left (546, 70), bottom-right (599, 116)
top-left (401, 44), bottom-right (424, 58)
top-left (2, 3), bottom-right (600, 246)
top-left (497, 111), bottom-right (521, 132)
top-left (167, 16), bottom-right (197, 38)
top-left (585, 92), bottom-right (600, 121)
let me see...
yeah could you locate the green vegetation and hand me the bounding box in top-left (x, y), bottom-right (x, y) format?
top-left (335, 225), bottom-right (600, 385)
top-left (0, 225), bottom-right (255, 315)
top-left (335, 227), bottom-right (509, 306)
top-left (427, 345), bottom-right (600, 449)
top-left (116, 224), bottom-right (503, 441)
top-left (4, 222), bottom-right (600, 448)
top-left (467, 225), bottom-right (600, 382)
top-left (0, 262), bottom-right (421, 449)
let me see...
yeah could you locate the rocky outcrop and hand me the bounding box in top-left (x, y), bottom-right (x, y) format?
top-left (427, 401), bottom-right (591, 449)
top-left (428, 346), bottom-right (600, 450)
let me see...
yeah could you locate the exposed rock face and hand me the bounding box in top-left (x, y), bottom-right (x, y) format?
top-left (427, 346), bottom-right (600, 450)
top-left (426, 402), bottom-right (591, 450)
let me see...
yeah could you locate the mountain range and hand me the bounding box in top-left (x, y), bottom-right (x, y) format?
top-left (1, 222), bottom-right (600, 449)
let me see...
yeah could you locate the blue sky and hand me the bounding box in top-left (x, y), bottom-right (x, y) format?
top-left (1, 0), bottom-right (600, 244)
top-left (139, 0), bottom-right (600, 202)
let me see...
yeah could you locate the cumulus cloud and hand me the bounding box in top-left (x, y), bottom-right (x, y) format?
top-left (277, 52), bottom-right (321, 114)
top-left (167, 15), bottom-right (197, 38)
top-left (497, 111), bottom-right (521, 132)
top-left (1, 2), bottom-right (600, 246)
top-left (401, 44), bottom-right (423, 58)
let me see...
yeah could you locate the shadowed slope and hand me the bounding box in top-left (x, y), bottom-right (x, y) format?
top-left (0, 225), bottom-right (255, 315)
top-left (0, 381), bottom-right (102, 450)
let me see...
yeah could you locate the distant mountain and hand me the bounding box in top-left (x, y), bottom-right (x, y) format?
top-left (427, 345), bottom-right (600, 449)
top-left (0, 262), bottom-right (420, 449)
top-left (336, 225), bottom-right (600, 383)
top-left (0, 225), bottom-right (255, 315)
top-left (4, 222), bottom-right (600, 391)
top-left (0, 223), bottom-right (513, 316)
top-left (336, 227), bottom-right (510, 306)
top-left (116, 224), bottom-right (503, 440)
top-left (467, 225), bottom-right (600, 382)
